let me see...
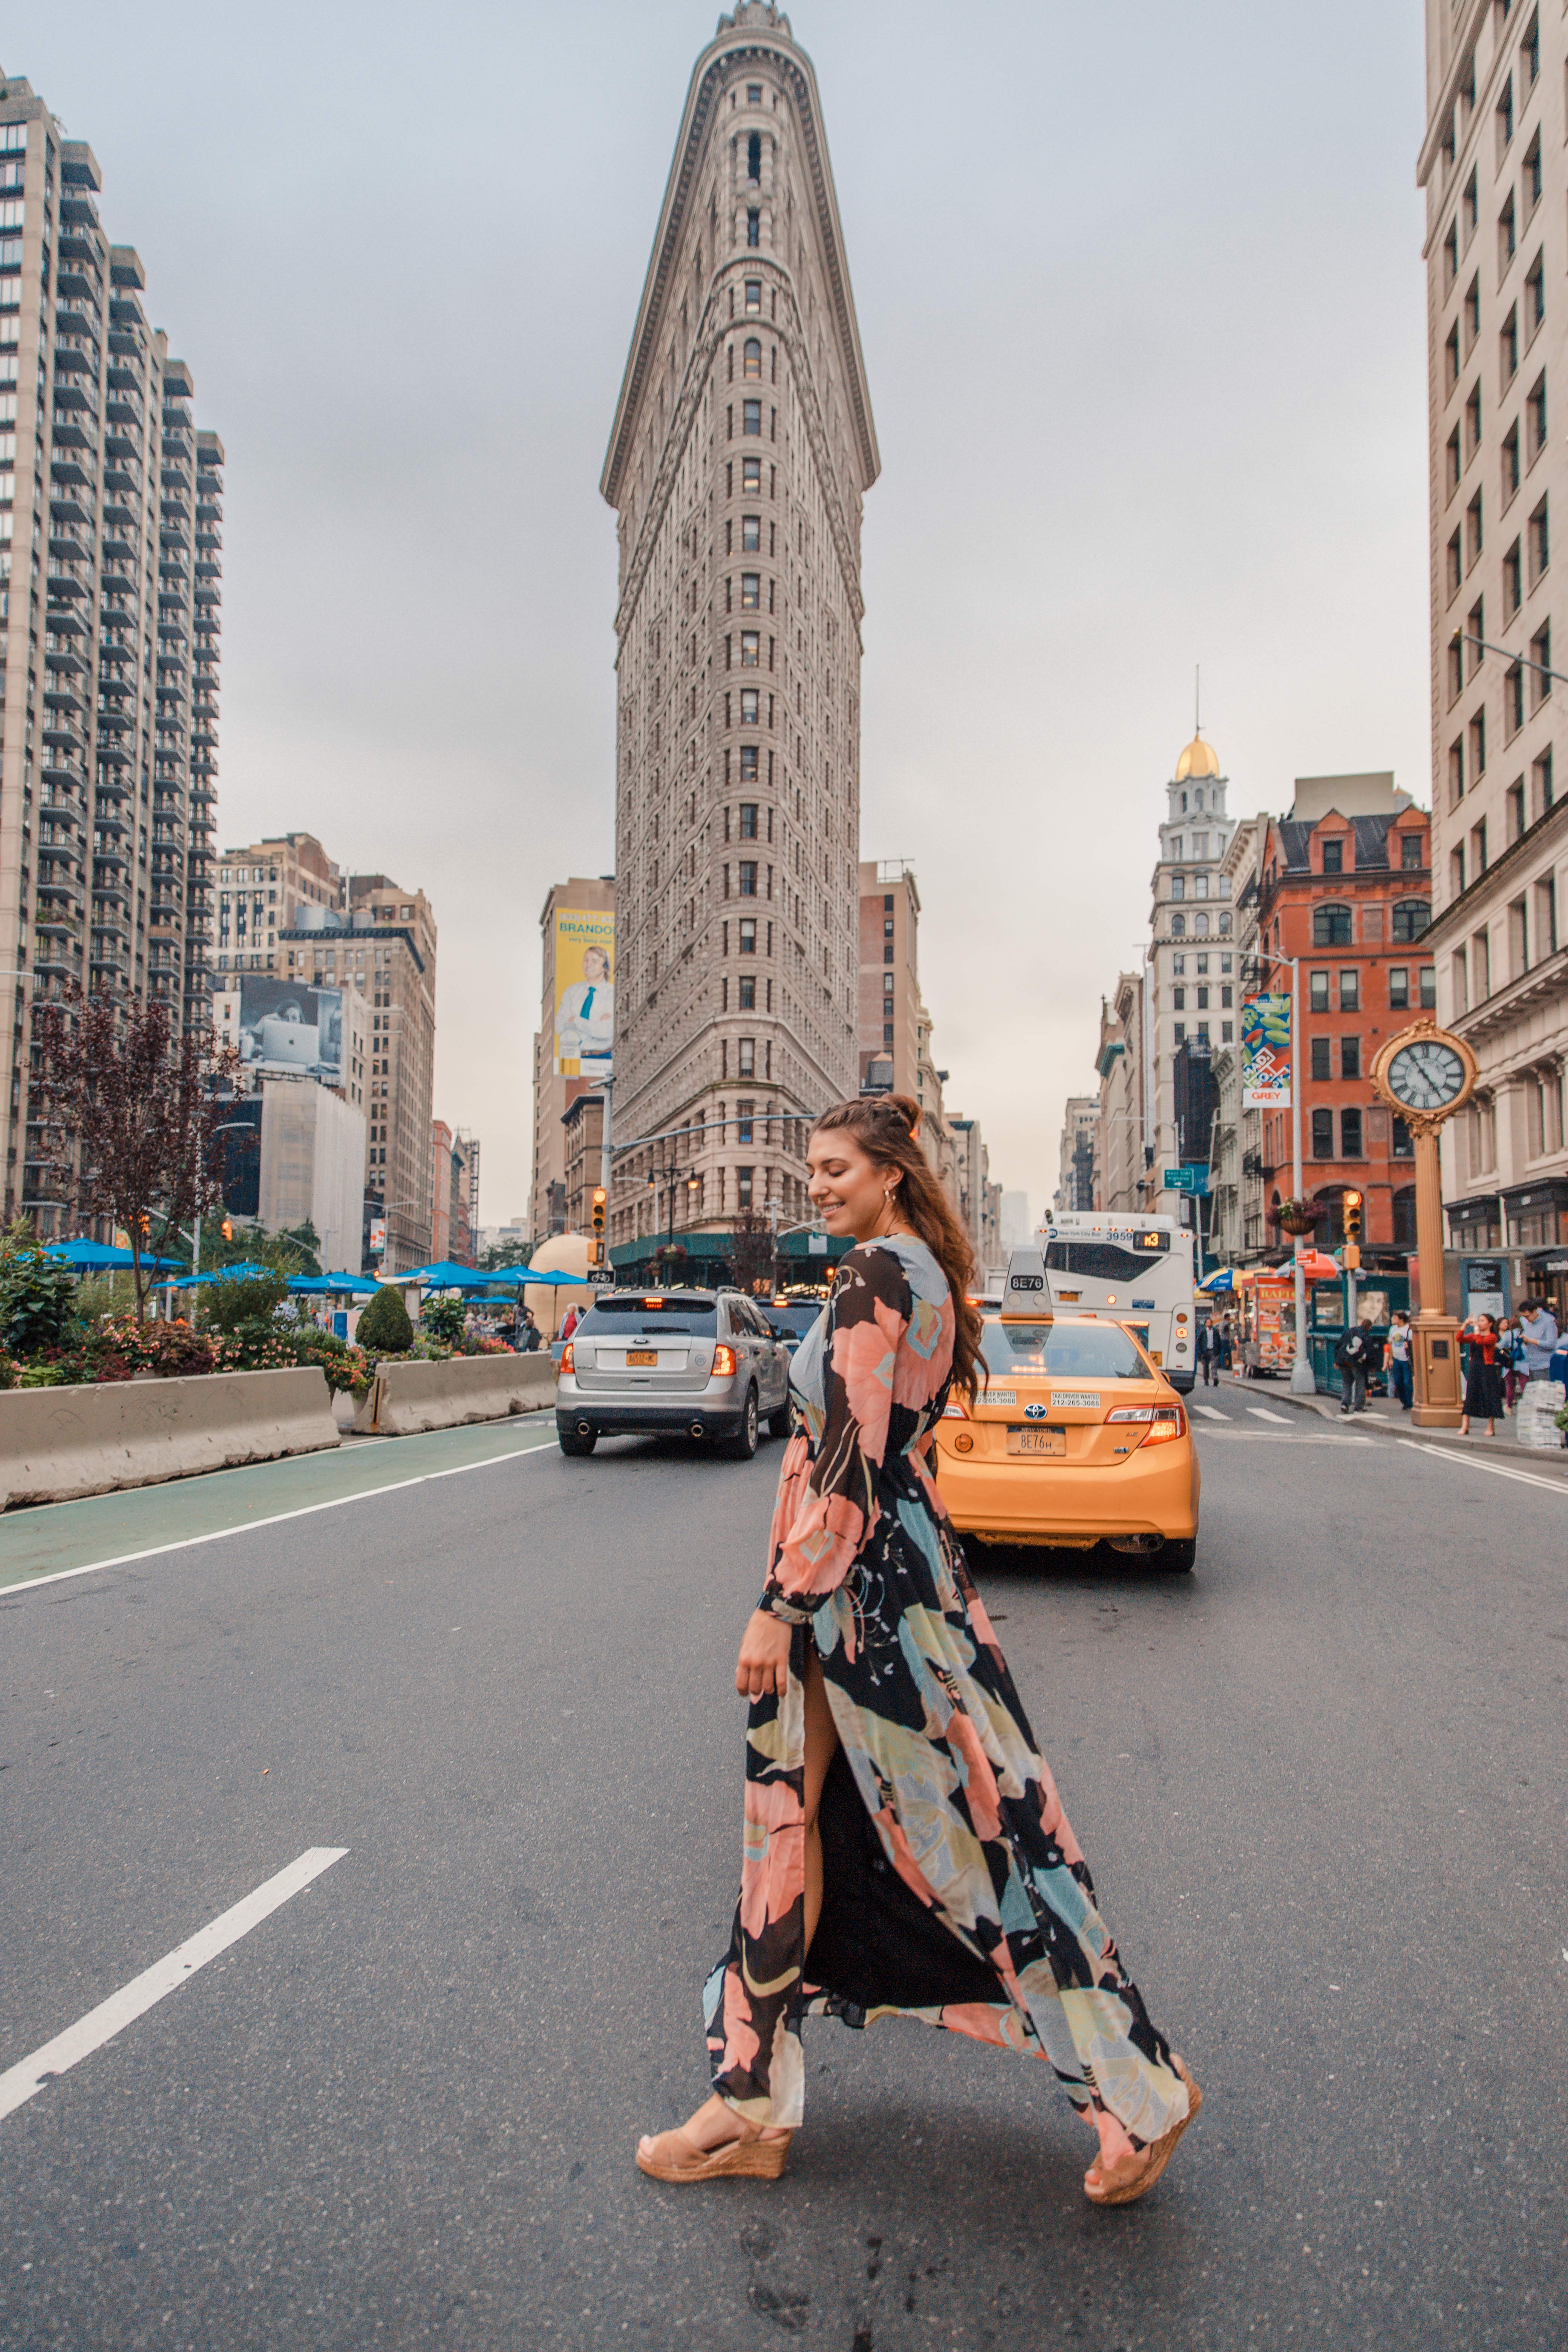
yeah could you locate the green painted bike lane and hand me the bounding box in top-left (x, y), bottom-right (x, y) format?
top-left (0, 1416), bottom-right (562, 1592)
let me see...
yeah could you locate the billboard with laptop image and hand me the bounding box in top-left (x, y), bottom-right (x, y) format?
top-left (234, 975), bottom-right (345, 1086)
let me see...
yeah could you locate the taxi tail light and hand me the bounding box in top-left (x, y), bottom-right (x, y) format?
top-left (1105, 1404), bottom-right (1185, 1447)
top-left (712, 1342), bottom-right (738, 1377)
top-left (560, 1342), bottom-right (574, 1374)
top-left (942, 1397), bottom-right (969, 1419)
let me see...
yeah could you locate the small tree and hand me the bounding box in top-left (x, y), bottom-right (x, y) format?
top-left (728, 1205), bottom-right (775, 1297)
top-left (32, 987), bottom-right (242, 1320)
top-left (357, 1283), bottom-right (413, 1354)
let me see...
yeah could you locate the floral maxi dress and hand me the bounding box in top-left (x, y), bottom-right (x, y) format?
top-left (704, 1236), bottom-right (1190, 2168)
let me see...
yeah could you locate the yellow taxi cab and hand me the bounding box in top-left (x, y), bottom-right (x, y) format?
top-left (933, 1249), bottom-right (1200, 1570)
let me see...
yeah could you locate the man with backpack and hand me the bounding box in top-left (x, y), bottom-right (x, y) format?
top-left (1334, 1316), bottom-right (1375, 1415)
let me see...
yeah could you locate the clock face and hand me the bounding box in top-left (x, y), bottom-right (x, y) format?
top-left (1386, 1039), bottom-right (1467, 1112)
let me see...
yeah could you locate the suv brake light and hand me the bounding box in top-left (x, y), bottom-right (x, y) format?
top-left (560, 1342), bottom-right (574, 1374)
top-left (712, 1342), bottom-right (737, 1377)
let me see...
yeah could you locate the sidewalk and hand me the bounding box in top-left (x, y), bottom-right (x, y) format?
top-left (1216, 1368), bottom-right (1568, 1478)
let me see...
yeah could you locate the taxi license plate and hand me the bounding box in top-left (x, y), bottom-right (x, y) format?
top-left (626, 1349), bottom-right (658, 1366)
top-left (1007, 1427), bottom-right (1064, 1457)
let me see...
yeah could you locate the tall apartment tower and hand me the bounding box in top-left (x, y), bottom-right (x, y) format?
top-left (1419, 2), bottom-right (1568, 1298)
top-left (600, 3), bottom-right (877, 1264)
top-left (0, 74), bottom-right (220, 1229)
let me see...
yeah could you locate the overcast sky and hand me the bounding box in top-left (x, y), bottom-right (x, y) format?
top-left (20, 0), bottom-right (1431, 1222)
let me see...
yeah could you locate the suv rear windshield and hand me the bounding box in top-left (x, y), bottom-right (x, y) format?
top-left (765, 1304), bottom-right (821, 1338)
top-left (980, 1320), bottom-right (1152, 1380)
top-left (1044, 1238), bottom-right (1168, 1283)
top-left (583, 1294), bottom-right (718, 1335)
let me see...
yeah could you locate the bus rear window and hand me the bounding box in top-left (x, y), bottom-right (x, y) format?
top-left (1045, 1240), bottom-right (1168, 1283)
top-left (980, 1321), bottom-right (1153, 1380)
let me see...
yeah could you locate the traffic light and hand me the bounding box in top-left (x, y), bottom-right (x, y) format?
top-left (1343, 1189), bottom-right (1362, 1268)
top-left (220, 1217), bottom-right (234, 1242)
top-left (591, 1186), bottom-right (606, 1266)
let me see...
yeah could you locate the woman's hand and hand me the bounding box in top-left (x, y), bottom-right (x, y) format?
top-left (736, 1609), bottom-right (792, 1700)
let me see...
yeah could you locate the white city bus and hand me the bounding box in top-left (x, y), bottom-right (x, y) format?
top-left (1035, 1212), bottom-right (1198, 1392)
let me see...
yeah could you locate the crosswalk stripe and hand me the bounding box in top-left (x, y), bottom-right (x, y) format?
top-left (1194, 1405), bottom-right (1230, 1421)
top-left (1246, 1406), bottom-right (1293, 1424)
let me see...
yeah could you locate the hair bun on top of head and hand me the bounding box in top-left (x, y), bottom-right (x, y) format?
top-left (875, 1092), bottom-right (922, 1142)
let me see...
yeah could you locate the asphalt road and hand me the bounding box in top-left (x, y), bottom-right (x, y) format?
top-left (2, 1396), bottom-right (1566, 2351)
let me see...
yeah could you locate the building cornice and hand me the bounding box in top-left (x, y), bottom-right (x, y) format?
top-left (600, 19), bottom-right (879, 511)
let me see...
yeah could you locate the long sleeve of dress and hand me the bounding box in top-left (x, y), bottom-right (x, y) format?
top-left (760, 1243), bottom-right (912, 1623)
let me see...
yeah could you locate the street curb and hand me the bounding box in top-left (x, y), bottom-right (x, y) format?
top-left (1220, 1375), bottom-right (1568, 1477)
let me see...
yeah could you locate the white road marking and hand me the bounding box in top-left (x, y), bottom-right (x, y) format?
top-left (0, 1847), bottom-right (348, 2124)
top-left (4, 1437), bottom-right (558, 1596)
top-left (1398, 1441), bottom-right (1568, 1496)
top-left (1246, 1407), bottom-right (1294, 1424)
top-left (1193, 1405), bottom-right (1230, 1422)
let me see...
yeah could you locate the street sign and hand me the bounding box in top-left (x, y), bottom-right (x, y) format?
top-left (586, 1266), bottom-right (615, 1286)
top-left (808, 1233), bottom-right (829, 1254)
top-left (1160, 1166), bottom-right (1210, 1197)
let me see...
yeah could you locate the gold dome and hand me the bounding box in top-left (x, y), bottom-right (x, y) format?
top-left (1175, 732), bottom-right (1220, 782)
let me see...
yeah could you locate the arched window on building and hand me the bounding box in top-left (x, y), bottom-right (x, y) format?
top-left (1392, 899), bottom-right (1431, 941)
top-left (743, 337), bottom-right (762, 378)
top-left (1313, 901), bottom-right (1353, 946)
top-left (1195, 913), bottom-right (1210, 937)
top-left (1171, 913), bottom-right (1186, 937)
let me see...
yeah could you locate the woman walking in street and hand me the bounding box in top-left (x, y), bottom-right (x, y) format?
top-left (1459, 1311), bottom-right (1504, 1438)
top-left (635, 1094), bottom-right (1199, 2207)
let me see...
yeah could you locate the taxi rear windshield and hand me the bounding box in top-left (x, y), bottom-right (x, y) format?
top-left (1044, 1239), bottom-right (1168, 1283)
top-left (980, 1321), bottom-right (1153, 1380)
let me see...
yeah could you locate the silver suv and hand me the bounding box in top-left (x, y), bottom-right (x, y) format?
top-left (555, 1287), bottom-right (792, 1459)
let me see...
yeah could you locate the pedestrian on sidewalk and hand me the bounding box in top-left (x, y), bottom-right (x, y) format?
top-left (1385, 1309), bottom-right (1413, 1412)
top-left (1459, 1312), bottom-right (1504, 1438)
top-left (1197, 1314), bottom-right (1222, 1386)
top-left (1519, 1298), bottom-right (1560, 1381)
top-left (517, 1304), bottom-right (542, 1353)
top-left (1219, 1315), bottom-right (1236, 1373)
top-left (635, 1092), bottom-right (1199, 2207)
top-left (1496, 1314), bottom-right (1526, 1409)
top-left (1334, 1316), bottom-right (1375, 1414)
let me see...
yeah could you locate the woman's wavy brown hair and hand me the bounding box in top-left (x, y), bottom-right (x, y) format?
top-left (811, 1092), bottom-right (986, 1402)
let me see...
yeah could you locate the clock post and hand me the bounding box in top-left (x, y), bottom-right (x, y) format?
top-left (1369, 1017), bottom-right (1480, 1430)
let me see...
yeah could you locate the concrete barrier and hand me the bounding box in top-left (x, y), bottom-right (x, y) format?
top-left (0, 1366), bottom-right (341, 1509)
top-left (353, 1352), bottom-right (556, 1437)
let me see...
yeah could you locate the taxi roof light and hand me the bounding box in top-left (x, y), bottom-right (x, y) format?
top-left (999, 1245), bottom-right (1054, 1323)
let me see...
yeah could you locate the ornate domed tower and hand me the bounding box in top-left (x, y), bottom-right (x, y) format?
top-left (1145, 731), bottom-right (1239, 1208)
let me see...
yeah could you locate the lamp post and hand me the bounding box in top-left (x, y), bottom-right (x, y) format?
top-left (645, 1162), bottom-right (698, 1274)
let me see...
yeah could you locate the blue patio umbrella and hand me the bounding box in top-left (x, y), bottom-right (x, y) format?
top-left (519, 1266), bottom-right (591, 1287)
top-left (399, 1261), bottom-right (515, 1290)
top-left (169, 1262), bottom-right (275, 1288)
top-left (1197, 1267), bottom-right (1236, 1293)
top-left (287, 1272), bottom-right (380, 1295)
top-left (45, 1239), bottom-right (181, 1271)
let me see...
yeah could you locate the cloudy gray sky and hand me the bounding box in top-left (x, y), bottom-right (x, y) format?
top-left (20, 1), bottom-right (1431, 1221)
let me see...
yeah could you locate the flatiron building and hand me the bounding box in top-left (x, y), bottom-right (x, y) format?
top-left (600, 3), bottom-right (877, 1265)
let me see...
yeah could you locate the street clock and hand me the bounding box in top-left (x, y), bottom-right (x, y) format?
top-left (1370, 1020), bottom-right (1478, 1130)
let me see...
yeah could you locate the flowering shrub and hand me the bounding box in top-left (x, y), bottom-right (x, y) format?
top-left (4, 1310), bottom-right (372, 1400)
top-left (472, 1336), bottom-right (516, 1355)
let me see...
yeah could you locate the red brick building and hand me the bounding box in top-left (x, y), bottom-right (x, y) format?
top-left (1253, 782), bottom-right (1435, 1253)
